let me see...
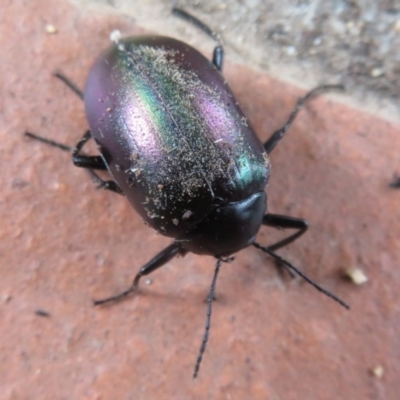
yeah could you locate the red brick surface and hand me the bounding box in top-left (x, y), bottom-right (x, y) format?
top-left (1, 1), bottom-right (400, 399)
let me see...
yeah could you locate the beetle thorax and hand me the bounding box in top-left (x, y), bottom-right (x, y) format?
top-left (177, 192), bottom-right (267, 257)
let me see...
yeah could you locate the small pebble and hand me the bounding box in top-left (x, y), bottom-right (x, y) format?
top-left (286, 46), bottom-right (297, 56)
top-left (2, 294), bottom-right (11, 302)
top-left (345, 268), bottom-right (368, 285)
top-left (35, 310), bottom-right (51, 318)
top-left (370, 68), bottom-right (384, 78)
top-left (313, 37), bottom-right (322, 46)
top-left (45, 24), bottom-right (57, 34)
top-left (394, 20), bottom-right (400, 33)
top-left (371, 365), bottom-right (384, 378)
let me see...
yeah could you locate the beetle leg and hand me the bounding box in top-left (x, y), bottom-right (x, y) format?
top-left (212, 45), bottom-right (224, 71)
top-left (193, 258), bottom-right (222, 379)
top-left (71, 130), bottom-right (107, 170)
top-left (25, 131), bottom-right (123, 194)
top-left (260, 213), bottom-right (308, 278)
top-left (25, 131), bottom-right (106, 169)
top-left (51, 74), bottom-right (120, 194)
top-left (172, 7), bottom-right (224, 71)
top-left (263, 84), bottom-right (345, 154)
top-left (53, 71), bottom-right (84, 99)
top-left (253, 242), bottom-right (350, 309)
top-left (93, 242), bottom-right (188, 306)
top-left (85, 169), bottom-right (123, 194)
top-left (261, 213), bottom-right (308, 251)
top-left (25, 131), bottom-right (74, 152)
top-left (255, 215), bottom-right (350, 309)
top-left (72, 130), bottom-right (123, 194)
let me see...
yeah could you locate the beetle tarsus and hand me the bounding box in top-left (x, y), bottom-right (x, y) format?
top-left (87, 170), bottom-right (123, 195)
top-left (96, 180), bottom-right (123, 194)
top-left (94, 243), bottom-right (185, 306)
top-left (93, 272), bottom-right (143, 306)
top-left (93, 285), bottom-right (138, 306)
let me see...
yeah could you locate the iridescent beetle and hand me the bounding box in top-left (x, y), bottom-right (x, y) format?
top-left (26, 8), bottom-right (348, 379)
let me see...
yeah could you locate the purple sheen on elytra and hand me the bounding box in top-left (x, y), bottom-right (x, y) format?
top-left (84, 36), bottom-right (269, 237)
top-left (191, 90), bottom-right (265, 191)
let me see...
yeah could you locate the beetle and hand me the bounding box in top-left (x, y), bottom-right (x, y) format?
top-left (25, 8), bottom-right (349, 379)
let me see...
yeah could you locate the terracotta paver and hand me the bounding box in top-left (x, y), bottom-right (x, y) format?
top-left (1, 1), bottom-right (399, 399)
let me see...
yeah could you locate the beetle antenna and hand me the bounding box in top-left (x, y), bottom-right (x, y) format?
top-left (252, 242), bottom-right (350, 310)
top-left (24, 132), bottom-right (74, 152)
top-left (264, 84), bottom-right (345, 154)
top-left (172, 7), bottom-right (221, 44)
top-left (193, 258), bottom-right (223, 380)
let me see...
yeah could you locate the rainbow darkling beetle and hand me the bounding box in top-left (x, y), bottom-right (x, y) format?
top-left (25, 8), bottom-right (348, 379)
